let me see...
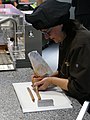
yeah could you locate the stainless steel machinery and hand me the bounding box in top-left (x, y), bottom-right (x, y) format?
top-left (0, 4), bottom-right (42, 71)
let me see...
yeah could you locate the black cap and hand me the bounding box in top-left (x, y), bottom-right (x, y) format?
top-left (25, 0), bottom-right (71, 30)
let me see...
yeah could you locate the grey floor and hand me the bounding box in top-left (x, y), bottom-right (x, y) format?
top-left (42, 43), bottom-right (59, 72)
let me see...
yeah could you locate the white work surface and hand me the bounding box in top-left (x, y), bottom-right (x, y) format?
top-left (13, 82), bottom-right (72, 113)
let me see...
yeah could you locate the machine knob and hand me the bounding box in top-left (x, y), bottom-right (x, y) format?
top-left (29, 31), bottom-right (34, 38)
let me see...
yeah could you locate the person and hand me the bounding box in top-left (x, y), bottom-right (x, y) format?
top-left (72, 0), bottom-right (90, 30)
top-left (25, 0), bottom-right (90, 105)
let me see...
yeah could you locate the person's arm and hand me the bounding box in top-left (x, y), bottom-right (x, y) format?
top-left (31, 70), bottom-right (60, 89)
top-left (51, 77), bottom-right (68, 90)
top-left (34, 77), bottom-right (69, 91)
top-left (31, 70), bottom-right (59, 84)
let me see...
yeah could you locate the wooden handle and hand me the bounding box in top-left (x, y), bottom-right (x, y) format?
top-left (35, 86), bottom-right (41, 100)
top-left (27, 87), bottom-right (35, 102)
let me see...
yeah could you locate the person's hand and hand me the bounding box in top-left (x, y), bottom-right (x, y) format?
top-left (34, 77), bottom-right (52, 90)
top-left (31, 74), bottom-right (43, 87)
top-left (14, 2), bottom-right (18, 7)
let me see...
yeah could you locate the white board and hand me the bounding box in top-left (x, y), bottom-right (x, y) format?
top-left (13, 82), bottom-right (72, 113)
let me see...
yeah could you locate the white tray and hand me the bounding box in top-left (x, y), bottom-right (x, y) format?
top-left (13, 82), bottom-right (72, 113)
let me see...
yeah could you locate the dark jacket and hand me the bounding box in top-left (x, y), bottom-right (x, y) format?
top-left (72, 0), bottom-right (90, 15)
top-left (58, 24), bottom-right (90, 104)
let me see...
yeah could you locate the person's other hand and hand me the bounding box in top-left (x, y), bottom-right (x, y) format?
top-left (34, 77), bottom-right (52, 90)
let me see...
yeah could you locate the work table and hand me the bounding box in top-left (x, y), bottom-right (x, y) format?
top-left (0, 68), bottom-right (90, 120)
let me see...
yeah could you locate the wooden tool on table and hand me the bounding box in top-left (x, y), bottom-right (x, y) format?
top-left (27, 87), bottom-right (35, 102)
top-left (27, 85), bottom-right (54, 107)
top-left (31, 78), bottom-right (54, 107)
top-left (34, 86), bottom-right (41, 100)
top-left (32, 77), bottom-right (41, 100)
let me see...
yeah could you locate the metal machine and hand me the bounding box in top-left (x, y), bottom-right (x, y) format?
top-left (0, 4), bottom-right (42, 71)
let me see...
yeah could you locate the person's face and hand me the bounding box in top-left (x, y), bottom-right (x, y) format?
top-left (41, 24), bottom-right (66, 43)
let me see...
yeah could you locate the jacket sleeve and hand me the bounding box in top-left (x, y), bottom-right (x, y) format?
top-left (67, 44), bottom-right (90, 100)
